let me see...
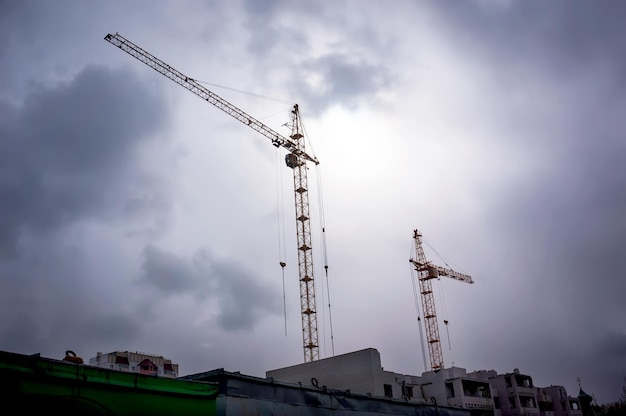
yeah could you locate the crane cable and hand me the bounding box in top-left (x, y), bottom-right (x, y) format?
top-left (195, 79), bottom-right (293, 105)
top-left (409, 239), bottom-right (429, 372)
top-left (275, 147), bottom-right (288, 336)
top-left (299, 113), bottom-right (335, 357)
top-left (169, 78), bottom-right (303, 340)
top-left (316, 164), bottom-right (335, 357)
top-left (424, 238), bottom-right (452, 351)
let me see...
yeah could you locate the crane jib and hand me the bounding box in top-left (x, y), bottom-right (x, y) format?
top-left (104, 33), bottom-right (318, 165)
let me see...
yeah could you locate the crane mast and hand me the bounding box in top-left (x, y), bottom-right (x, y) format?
top-left (409, 229), bottom-right (473, 371)
top-left (105, 33), bottom-right (320, 362)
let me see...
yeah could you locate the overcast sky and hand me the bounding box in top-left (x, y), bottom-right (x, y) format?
top-left (1, 0), bottom-right (624, 405)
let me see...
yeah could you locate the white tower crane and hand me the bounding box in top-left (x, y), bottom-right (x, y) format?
top-left (105, 33), bottom-right (321, 362)
top-left (409, 229), bottom-right (473, 371)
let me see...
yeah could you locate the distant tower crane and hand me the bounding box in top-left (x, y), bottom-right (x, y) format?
top-left (104, 33), bottom-right (321, 362)
top-left (409, 229), bottom-right (473, 371)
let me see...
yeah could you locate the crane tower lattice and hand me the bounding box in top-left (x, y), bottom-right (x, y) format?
top-left (409, 229), bottom-right (473, 371)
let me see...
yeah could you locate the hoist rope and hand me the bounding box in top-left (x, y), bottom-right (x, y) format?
top-left (281, 263), bottom-right (287, 336)
top-left (425, 238), bottom-right (453, 352)
top-left (437, 277), bottom-right (450, 329)
top-left (275, 147), bottom-right (288, 336)
top-left (316, 165), bottom-right (335, 357)
top-left (296, 109), bottom-right (332, 356)
top-left (298, 109), bottom-right (319, 162)
top-left (409, 240), bottom-right (428, 372)
top-left (445, 319), bottom-right (452, 351)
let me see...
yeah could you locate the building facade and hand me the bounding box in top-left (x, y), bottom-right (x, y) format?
top-left (537, 385), bottom-right (583, 416)
top-left (267, 348), bottom-right (581, 416)
top-left (88, 351), bottom-right (178, 378)
top-left (467, 369), bottom-right (582, 416)
top-left (186, 368), bottom-right (472, 416)
top-left (267, 348), bottom-right (495, 415)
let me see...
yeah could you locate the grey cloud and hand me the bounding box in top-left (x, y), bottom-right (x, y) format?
top-left (44, 310), bottom-right (143, 355)
top-left (488, 107), bottom-right (626, 310)
top-left (0, 66), bottom-right (168, 257)
top-left (431, 1), bottom-right (626, 74)
top-left (74, 313), bottom-right (141, 345)
top-left (140, 245), bottom-right (281, 331)
top-left (242, 0), bottom-right (284, 18)
top-left (238, 1), bottom-right (393, 114)
top-left (0, 240), bottom-right (143, 357)
top-left (0, 312), bottom-right (44, 354)
top-left (242, 0), bottom-right (319, 57)
top-left (416, 1), bottom-right (626, 403)
top-left (293, 53), bottom-right (392, 114)
top-left (576, 330), bottom-right (626, 405)
top-left (427, 0), bottom-right (626, 309)
top-left (141, 244), bottom-right (201, 294)
top-left (0, 63), bottom-right (171, 356)
top-left (203, 249), bottom-right (282, 331)
top-left (595, 330), bottom-right (626, 359)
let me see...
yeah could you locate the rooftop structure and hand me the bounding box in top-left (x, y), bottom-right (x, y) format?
top-left (89, 350), bottom-right (178, 378)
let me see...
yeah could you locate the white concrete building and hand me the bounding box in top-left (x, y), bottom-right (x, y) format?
top-left (88, 351), bottom-right (179, 378)
top-left (419, 367), bottom-right (495, 414)
top-left (467, 369), bottom-right (582, 416)
top-left (536, 385), bottom-right (583, 416)
top-left (267, 348), bottom-right (388, 397)
top-left (267, 348), bottom-right (582, 416)
top-left (267, 348), bottom-right (495, 415)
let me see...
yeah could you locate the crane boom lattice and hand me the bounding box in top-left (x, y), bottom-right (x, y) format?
top-left (105, 32), bottom-right (320, 362)
top-left (409, 229), bottom-right (473, 371)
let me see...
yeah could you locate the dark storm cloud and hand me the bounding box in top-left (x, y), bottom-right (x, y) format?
top-left (141, 244), bottom-right (201, 294)
top-left (0, 66), bottom-right (167, 257)
top-left (140, 245), bottom-right (281, 331)
top-left (492, 114), bottom-right (626, 300)
top-left (435, 0), bottom-right (626, 307)
top-left (0, 239), bottom-right (143, 355)
top-left (594, 330), bottom-right (626, 368)
top-left (0, 64), bottom-right (170, 356)
top-left (427, 0), bottom-right (626, 402)
top-left (432, 0), bottom-right (626, 75)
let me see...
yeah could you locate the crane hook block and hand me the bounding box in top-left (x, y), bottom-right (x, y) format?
top-left (285, 153), bottom-right (298, 169)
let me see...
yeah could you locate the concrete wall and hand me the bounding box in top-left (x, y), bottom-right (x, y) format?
top-left (267, 348), bottom-right (386, 397)
top-left (189, 368), bottom-right (471, 416)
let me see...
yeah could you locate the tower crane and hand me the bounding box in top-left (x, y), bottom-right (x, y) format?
top-left (409, 229), bottom-right (473, 371)
top-left (104, 33), bottom-right (321, 362)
